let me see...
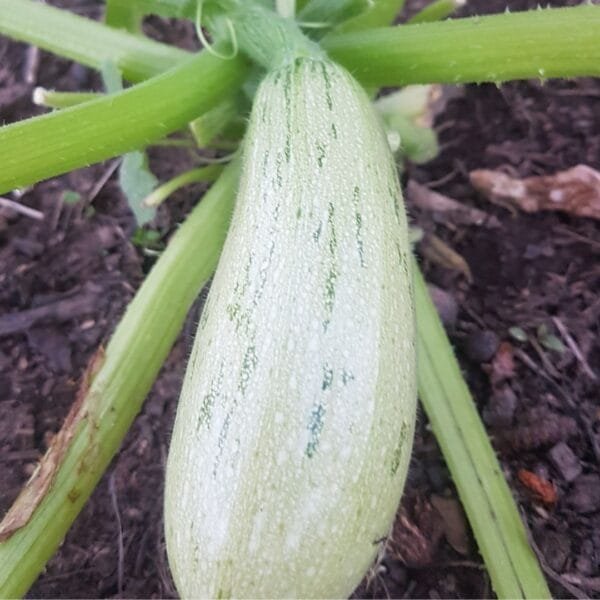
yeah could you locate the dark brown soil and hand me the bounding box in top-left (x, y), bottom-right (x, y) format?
top-left (1, 1), bottom-right (599, 598)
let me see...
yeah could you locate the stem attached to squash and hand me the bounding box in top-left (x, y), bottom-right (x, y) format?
top-left (221, 0), bottom-right (325, 69)
top-left (0, 161), bottom-right (240, 599)
top-left (2, 2), bottom-right (599, 87)
top-left (323, 5), bottom-right (600, 86)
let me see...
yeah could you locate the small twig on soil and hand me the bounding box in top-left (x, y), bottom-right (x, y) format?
top-left (528, 336), bottom-right (562, 379)
top-left (87, 159), bottom-right (121, 204)
top-left (0, 450), bottom-right (41, 463)
top-left (552, 317), bottom-right (597, 381)
top-left (562, 574), bottom-right (600, 593)
top-left (0, 283), bottom-right (100, 337)
top-left (514, 348), bottom-right (575, 410)
top-left (108, 472), bottom-right (125, 598)
top-left (0, 197), bottom-right (44, 220)
top-left (519, 509), bottom-right (588, 600)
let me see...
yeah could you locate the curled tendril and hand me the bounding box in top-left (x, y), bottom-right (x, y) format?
top-left (195, 0), bottom-right (239, 61)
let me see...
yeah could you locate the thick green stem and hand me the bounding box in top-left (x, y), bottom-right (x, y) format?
top-left (0, 53), bottom-right (247, 195)
top-left (2, 2), bottom-right (598, 87)
top-left (0, 162), bottom-right (240, 599)
top-left (324, 5), bottom-right (600, 85)
top-left (0, 0), bottom-right (188, 82)
top-left (224, 1), bottom-right (324, 69)
top-left (414, 262), bottom-right (550, 599)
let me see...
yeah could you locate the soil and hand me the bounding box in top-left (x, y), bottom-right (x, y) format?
top-left (1, 0), bottom-right (599, 598)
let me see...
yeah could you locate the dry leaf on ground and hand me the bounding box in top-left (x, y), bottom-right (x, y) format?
top-left (470, 165), bottom-right (600, 220)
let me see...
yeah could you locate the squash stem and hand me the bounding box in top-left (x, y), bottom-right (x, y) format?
top-left (413, 259), bottom-right (550, 599)
top-left (0, 0), bottom-right (187, 82)
top-left (221, 1), bottom-right (325, 69)
top-left (0, 162), bottom-right (240, 598)
top-left (323, 5), bottom-right (600, 86)
top-left (0, 52), bottom-right (247, 195)
top-left (2, 2), bottom-right (599, 86)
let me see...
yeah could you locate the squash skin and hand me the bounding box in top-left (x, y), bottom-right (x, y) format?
top-left (164, 58), bottom-right (416, 599)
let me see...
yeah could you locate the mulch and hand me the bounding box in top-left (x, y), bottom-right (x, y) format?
top-left (0, 0), bottom-right (598, 597)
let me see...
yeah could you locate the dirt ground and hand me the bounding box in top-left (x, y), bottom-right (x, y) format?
top-left (0, 0), bottom-right (598, 598)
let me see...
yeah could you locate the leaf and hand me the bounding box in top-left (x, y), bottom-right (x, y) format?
top-left (119, 152), bottom-right (159, 225)
top-left (430, 495), bottom-right (470, 556)
top-left (470, 165), bottom-right (600, 220)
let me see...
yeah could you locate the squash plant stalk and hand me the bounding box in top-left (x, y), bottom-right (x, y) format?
top-left (0, 0), bottom-right (188, 82)
top-left (414, 263), bottom-right (550, 599)
top-left (3, 3), bottom-right (598, 89)
top-left (0, 162), bottom-right (240, 599)
top-left (0, 51), bottom-right (247, 195)
top-left (323, 5), bottom-right (600, 86)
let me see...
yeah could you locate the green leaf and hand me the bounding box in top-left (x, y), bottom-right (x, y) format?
top-left (508, 326), bottom-right (528, 343)
top-left (119, 153), bottom-right (159, 225)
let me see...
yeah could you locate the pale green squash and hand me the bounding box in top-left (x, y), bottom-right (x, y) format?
top-left (165, 57), bottom-right (416, 599)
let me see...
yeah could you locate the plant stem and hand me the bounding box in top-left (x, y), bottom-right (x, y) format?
top-left (225, 1), bottom-right (324, 69)
top-left (407, 0), bottom-right (464, 24)
top-left (0, 161), bottom-right (240, 599)
top-left (413, 261), bottom-right (550, 599)
top-left (189, 95), bottom-right (245, 147)
top-left (0, 53), bottom-right (247, 195)
top-left (2, 2), bottom-right (598, 87)
top-left (0, 0), bottom-right (188, 82)
top-left (143, 165), bottom-right (224, 207)
top-left (324, 5), bottom-right (600, 86)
